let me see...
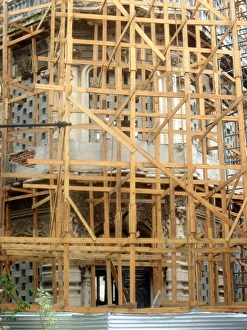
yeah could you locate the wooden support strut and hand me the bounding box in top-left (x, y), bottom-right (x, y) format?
top-left (196, 17), bottom-right (237, 82)
top-left (198, 95), bottom-right (243, 141)
top-left (149, 94), bottom-right (189, 143)
top-left (0, 29), bottom-right (45, 50)
top-left (196, 0), bottom-right (232, 22)
top-left (196, 165), bottom-right (247, 208)
top-left (110, 0), bottom-right (165, 62)
top-left (67, 195), bottom-right (97, 241)
top-left (68, 95), bottom-right (246, 237)
top-left (100, 88), bottom-right (136, 139)
top-left (139, 1), bottom-right (200, 91)
top-left (226, 196), bottom-right (247, 241)
top-left (97, 13), bottom-right (136, 87)
top-left (93, 171), bottom-right (132, 206)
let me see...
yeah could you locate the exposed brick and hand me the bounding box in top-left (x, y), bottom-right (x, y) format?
top-left (9, 149), bottom-right (36, 167)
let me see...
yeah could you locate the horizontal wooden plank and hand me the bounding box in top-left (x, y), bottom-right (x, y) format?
top-left (0, 236), bottom-right (246, 245)
top-left (25, 158), bottom-right (243, 170)
top-left (22, 183), bottom-right (112, 191)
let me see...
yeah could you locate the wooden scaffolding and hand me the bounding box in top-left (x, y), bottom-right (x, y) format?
top-left (1, 0), bottom-right (247, 313)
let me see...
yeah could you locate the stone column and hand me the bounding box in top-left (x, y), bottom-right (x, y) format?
top-left (81, 266), bottom-right (91, 307)
top-left (164, 205), bottom-right (189, 301)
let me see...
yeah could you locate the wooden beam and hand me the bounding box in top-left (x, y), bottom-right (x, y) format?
top-left (93, 171), bottom-right (131, 206)
top-left (149, 94), bottom-right (189, 143)
top-left (0, 29), bottom-right (45, 49)
top-left (68, 95), bottom-right (135, 153)
top-left (99, 88), bottom-right (136, 139)
top-left (226, 196), bottom-right (247, 241)
top-left (196, 165), bottom-right (247, 208)
top-left (67, 195), bottom-right (97, 241)
top-left (110, 0), bottom-right (165, 61)
top-left (32, 195), bottom-right (50, 209)
top-left (196, 17), bottom-right (237, 81)
top-left (196, 0), bottom-right (231, 22)
top-left (110, 127), bottom-right (246, 236)
top-left (198, 95), bottom-right (243, 141)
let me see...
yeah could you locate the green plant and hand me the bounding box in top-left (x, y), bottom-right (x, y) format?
top-left (0, 272), bottom-right (30, 329)
top-left (0, 288), bottom-right (9, 330)
top-left (35, 287), bottom-right (58, 330)
top-left (0, 317), bottom-right (9, 330)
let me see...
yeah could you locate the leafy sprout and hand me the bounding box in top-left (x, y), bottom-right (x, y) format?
top-left (35, 287), bottom-right (58, 330)
top-left (0, 272), bottom-right (30, 329)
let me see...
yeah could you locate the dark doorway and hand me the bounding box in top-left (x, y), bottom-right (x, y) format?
top-left (95, 267), bottom-right (151, 308)
top-left (122, 267), bottom-right (151, 308)
top-left (95, 268), bottom-right (118, 305)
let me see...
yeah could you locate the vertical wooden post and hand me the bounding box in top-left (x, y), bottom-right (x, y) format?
top-left (0, 0), bottom-right (8, 242)
top-left (63, 0), bottom-right (74, 307)
top-left (100, 2), bottom-right (112, 306)
top-left (90, 21), bottom-right (99, 308)
top-left (33, 190), bottom-right (39, 297)
top-left (150, 1), bottom-right (163, 295)
top-left (55, 0), bottom-right (67, 304)
top-left (129, 0), bottom-right (137, 304)
top-left (182, 0), bottom-right (195, 307)
top-left (89, 184), bottom-right (96, 306)
top-left (115, 5), bottom-right (124, 305)
top-left (230, 0), bottom-right (247, 233)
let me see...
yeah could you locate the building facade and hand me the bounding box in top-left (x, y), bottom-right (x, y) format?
top-left (0, 0), bottom-right (247, 311)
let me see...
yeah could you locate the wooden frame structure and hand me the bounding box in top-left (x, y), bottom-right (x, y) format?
top-left (1, 0), bottom-right (247, 313)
